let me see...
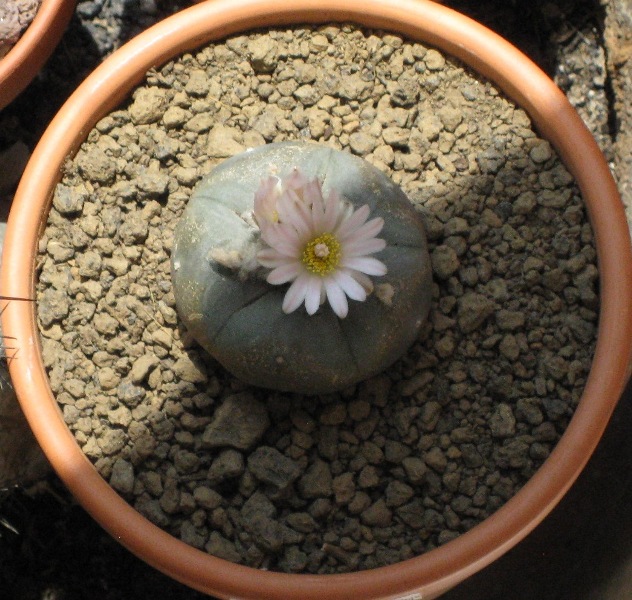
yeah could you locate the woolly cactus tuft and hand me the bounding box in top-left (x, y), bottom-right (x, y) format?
top-left (172, 142), bottom-right (432, 394)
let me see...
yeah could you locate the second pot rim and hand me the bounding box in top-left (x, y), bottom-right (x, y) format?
top-left (2, 1), bottom-right (631, 598)
top-left (0, 0), bottom-right (77, 110)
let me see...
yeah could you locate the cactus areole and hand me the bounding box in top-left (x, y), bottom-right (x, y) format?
top-left (171, 142), bottom-right (432, 394)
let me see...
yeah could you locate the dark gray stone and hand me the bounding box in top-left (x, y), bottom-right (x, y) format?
top-left (201, 393), bottom-right (269, 450)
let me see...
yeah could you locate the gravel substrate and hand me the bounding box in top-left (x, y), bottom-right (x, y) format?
top-left (36, 24), bottom-right (598, 574)
top-left (0, 0), bottom-right (42, 58)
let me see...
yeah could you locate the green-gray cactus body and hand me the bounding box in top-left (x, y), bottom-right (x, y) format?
top-left (172, 142), bottom-right (431, 394)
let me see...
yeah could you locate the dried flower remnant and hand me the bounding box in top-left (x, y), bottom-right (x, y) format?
top-left (254, 169), bottom-right (387, 318)
top-left (0, 0), bottom-right (42, 59)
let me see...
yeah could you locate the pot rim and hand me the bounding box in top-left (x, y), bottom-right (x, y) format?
top-left (0, 0), bottom-right (77, 111)
top-left (2, 0), bottom-right (631, 598)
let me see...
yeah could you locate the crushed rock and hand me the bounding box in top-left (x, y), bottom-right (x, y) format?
top-left (36, 24), bottom-right (599, 575)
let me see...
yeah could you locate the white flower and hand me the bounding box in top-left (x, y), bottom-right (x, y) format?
top-left (254, 168), bottom-right (387, 318)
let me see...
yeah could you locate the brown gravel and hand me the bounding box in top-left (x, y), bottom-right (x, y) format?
top-left (36, 23), bottom-right (598, 574)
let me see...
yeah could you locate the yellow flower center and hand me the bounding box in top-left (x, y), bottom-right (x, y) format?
top-left (302, 233), bottom-right (341, 276)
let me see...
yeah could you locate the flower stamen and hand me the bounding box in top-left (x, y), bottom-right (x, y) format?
top-left (302, 233), bottom-right (341, 276)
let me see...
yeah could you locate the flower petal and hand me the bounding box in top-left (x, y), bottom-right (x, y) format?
top-left (341, 255), bottom-right (387, 276)
top-left (302, 178), bottom-right (324, 208)
top-left (334, 204), bottom-right (370, 239)
top-left (322, 189), bottom-right (344, 232)
top-left (258, 219), bottom-right (277, 243)
top-left (257, 248), bottom-right (293, 268)
top-left (343, 237), bottom-right (386, 257)
top-left (304, 276), bottom-right (323, 315)
top-left (283, 167), bottom-right (308, 191)
top-left (255, 176), bottom-right (278, 196)
top-left (324, 278), bottom-right (349, 318)
top-left (265, 222), bottom-right (302, 256)
top-left (350, 271), bottom-right (374, 294)
top-left (342, 216), bottom-right (385, 243)
top-left (333, 269), bottom-right (367, 302)
top-left (310, 184), bottom-right (327, 232)
top-left (293, 196), bottom-right (315, 234)
top-left (276, 189), bottom-right (299, 222)
top-left (253, 176), bottom-right (281, 225)
top-left (282, 276), bottom-right (310, 314)
top-left (278, 188), bottom-right (315, 240)
top-left (267, 262), bottom-right (302, 285)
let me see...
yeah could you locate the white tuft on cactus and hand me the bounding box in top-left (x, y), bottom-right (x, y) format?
top-left (253, 168), bottom-right (387, 318)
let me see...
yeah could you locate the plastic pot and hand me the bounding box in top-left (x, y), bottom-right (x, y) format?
top-left (2, 1), bottom-right (632, 598)
top-left (0, 0), bottom-right (76, 110)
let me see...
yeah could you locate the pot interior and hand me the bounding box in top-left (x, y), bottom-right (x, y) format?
top-left (4, 1), bottom-right (631, 599)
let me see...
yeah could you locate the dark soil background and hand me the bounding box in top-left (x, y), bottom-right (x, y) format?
top-left (1, 1), bottom-right (631, 599)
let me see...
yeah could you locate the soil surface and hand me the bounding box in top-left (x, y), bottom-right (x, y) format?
top-left (1, 0), bottom-right (631, 599)
top-left (36, 23), bottom-right (597, 574)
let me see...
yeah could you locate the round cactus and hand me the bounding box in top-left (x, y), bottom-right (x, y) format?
top-left (172, 141), bottom-right (432, 394)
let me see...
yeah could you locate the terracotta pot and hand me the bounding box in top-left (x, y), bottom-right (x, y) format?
top-left (0, 0), bottom-right (76, 110)
top-left (2, 1), bottom-right (631, 598)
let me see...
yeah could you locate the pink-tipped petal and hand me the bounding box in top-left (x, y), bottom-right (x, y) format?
top-left (280, 194), bottom-right (311, 239)
top-left (267, 262), bottom-right (302, 285)
top-left (333, 270), bottom-right (367, 302)
top-left (341, 255), bottom-right (388, 276)
top-left (282, 276), bottom-right (310, 314)
top-left (310, 185), bottom-right (326, 232)
top-left (350, 271), bottom-right (374, 294)
top-left (257, 218), bottom-right (272, 240)
top-left (254, 176), bottom-right (279, 206)
top-left (257, 248), bottom-right (294, 268)
top-left (302, 178), bottom-right (324, 208)
top-left (304, 277), bottom-right (323, 315)
top-left (322, 190), bottom-right (343, 232)
top-left (253, 177), bottom-right (281, 227)
top-left (276, 188), bottom-right (299, 222)
top-left (334, 204), bottom-right (370, 239)
top-left (284, 167), bottom-right (308, 191)
top-left (324, 278), bottom-right (349, 318)
top-left (343, 237), bottom-right (387, 257)
top-left (267, 221), bottom-right (302, 256)
top-left (293, 196), bottom-right (314, 234)
top-left (342, 216), bottom-right (385, 243)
